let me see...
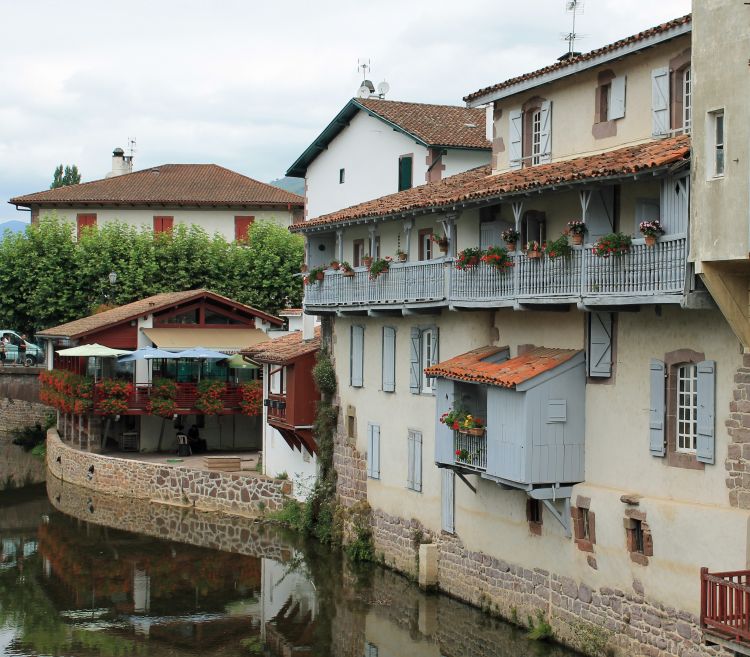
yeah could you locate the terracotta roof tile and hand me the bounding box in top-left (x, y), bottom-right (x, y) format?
top-left (425, 346), bottom-right (581, 388)
top-left (37, 289), bottom-right (283, 339)
top-left (357, 98), bottom-right (490, 149)
top-left (10, 164), bottom-right (304, 207)
top-left (243, 327), bottom-right (321, 364)
top-left (464, 14), bottom-right (691, 103)
top-left (291, 135), bottom-right (690, 232)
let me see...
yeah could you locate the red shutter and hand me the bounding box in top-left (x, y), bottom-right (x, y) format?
top-left (234, 215), bottom-right (255, 241)
top-left (76, 213), bottom-right (97, 239)
top-left (153, 216), bottom-right (174, 234)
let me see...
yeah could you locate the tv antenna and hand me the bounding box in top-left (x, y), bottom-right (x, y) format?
top-left (126, 137), bottom-right (137, 159)
top-left (562, 0), bottom-right (585, 57)
top-left (356, 58), bottom-right (389, 99)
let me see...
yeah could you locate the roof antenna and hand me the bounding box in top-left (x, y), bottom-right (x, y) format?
top-left (560, 0), bottom-right (586, 61)
top-left (356, 58), bottom-right (376, 98)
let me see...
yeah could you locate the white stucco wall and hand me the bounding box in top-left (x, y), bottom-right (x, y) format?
top-left (441, 149), bottom-right (490, 178)
top-left (38, 207), bottom-right (294, 242)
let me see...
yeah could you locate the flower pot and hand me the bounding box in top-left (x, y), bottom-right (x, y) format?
top-left (644, 235), bottom-right (656, 247)
top-left (342, 270), bottom-right (355, 278)
top-left (571, 234), bottom-right (583, 246)
top-left (330, 262), bottom-right (340, 270)
top-left (362, 257), bottom-right (373, 268)
top-left (528, 250), bottom-right (542, 260)
top-left (467, 427), bottom-right (485, 437)
top-left (398, 253), bottom-right (407, 262)
top-left (439, 245), bottom-right (449, 255)
top-left (506, 241), bottom-right (517, 252)
top-left (316, 271), bottom-right (325, 281)
top-left (300, 264), bottom-right (308, 273)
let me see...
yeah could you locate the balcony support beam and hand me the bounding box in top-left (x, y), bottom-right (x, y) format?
top-left (456, 471), bottom-right (477, 494)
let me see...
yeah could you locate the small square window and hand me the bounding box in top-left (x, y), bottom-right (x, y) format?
top-left (632, 519), bottom-right (645, 554)
top-left (339, 168), bottom-right (345, 184)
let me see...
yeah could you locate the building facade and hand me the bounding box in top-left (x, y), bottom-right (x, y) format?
top-left (291, 10), bottom-right (750, 657)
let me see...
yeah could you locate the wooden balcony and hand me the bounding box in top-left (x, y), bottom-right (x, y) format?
top-left (701, 568), bottom-right (750, 652)
top-left (304, 235), bottom-right (688, 312)
top-left (92, 382), bottom-right (243, 416)
top-left (453, 430), bottom-right (487, 472)
top-left (266, 393), bottom-right (288, 422)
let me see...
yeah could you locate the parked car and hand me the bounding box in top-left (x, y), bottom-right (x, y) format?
top-left (0, 331), bottom-right (44, 366)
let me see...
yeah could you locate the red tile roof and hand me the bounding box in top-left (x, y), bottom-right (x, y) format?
top-left (357, 98), bottom-right (490, 149)
top-left (291, 135), bottom-right (690, 232)
top-left (37, 289), bottom-right (283, 339)
top-left (242, 327), bottom-right (321, 364)
top-left (464, 14), bottom-right (691, 103)
top-left (10, 164), bottom-right (304, 207)
top-left (425, 346), bottom-right (581, 388)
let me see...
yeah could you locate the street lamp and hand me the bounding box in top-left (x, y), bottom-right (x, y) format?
top-left (108, 272), bottom-right (117, 286)
top-left (106, 272), bottom-right (117, 305)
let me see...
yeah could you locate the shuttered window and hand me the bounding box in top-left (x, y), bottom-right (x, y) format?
top-left (696, 360), bottom-right (716, 465)
top-left (234, 215), bottom-right (254, 241)
top-left (508, 108), bottom-right (523, 170)
top-left (587, 312), bottom-right (613, 378)
top-left (398, 155), bottom-right (413, 191)
top-left (410, 326), bottom-right (439, 394)
top-left (609, 76), bottom-right (626, 121)
top-left (651, 67), bottom-right (670, 137)
top-left (537, 100), bottom-right (552, 164)
top-left (441, 469), bottom-right (455, 534)
top-left (649, 359), bottom-right (667, 457)
top-left (153, 215), bottom-right (174, 234)
top-left (407, 430), bottom-right (422, 492)
top-left (367, 422), bottom-right (380, 479)
top-left (350, 325), bottom-right (364, 388)
top-left (676, 363), bottom-right (698, 453)
top-left (382, 327), bottom-right (396, 392)
top-left (76, 213), bottom-right (97, 239)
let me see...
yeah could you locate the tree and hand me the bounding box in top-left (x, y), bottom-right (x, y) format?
top-left (50, 165), bottom-right (81, 189)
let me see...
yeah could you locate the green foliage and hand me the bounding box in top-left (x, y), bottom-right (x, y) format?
top-left (527, 610), bottom-right (553, 641)
top-left (570, 621), bottom-right (613, 656)
top-left (275, 471), bottom-right (289, 480)
top-left (345, 524), bottom-right (374, 562)
top-left (239, 636), bottom-right (263, 654)
top-left (545, 235), bottom-right (572, 259)
top-left (312, 349), bottom-right (336, 397)
top-left (0, 217), bottom-right (303, 334)
top-left (592, 232), bottom-right (632, 258)
top-left (30, 442), bottom-right (46, 460)
top-left (50, 164), bottom-right (81, 189)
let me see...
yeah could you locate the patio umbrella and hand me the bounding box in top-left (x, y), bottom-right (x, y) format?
top-left (226, 353), bottom-right (258, 369)
top-left (56, 344), bottom-right (132, 357)
top-left (175, 347), bottom-right (230, 383)
top-left (116, 347), bottom-right (175, 363)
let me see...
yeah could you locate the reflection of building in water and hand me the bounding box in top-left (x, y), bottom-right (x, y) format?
top-left (261, 556), bottom-right (318, 656)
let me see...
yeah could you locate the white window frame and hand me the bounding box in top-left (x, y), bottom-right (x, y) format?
top-left (677, 363), bottom-right (698, 453)
top-left (531, 109), bottom-right (542, 165)
top-left (269, 366), bottom-right (285, 395)
top-left (682, 67), bottom-right (691, 133)
top-left (421, 231), bottom-right (433, 261)
top-left (421, 328), bottom-right (435, 394)
top-left (714, 111), bottom-right (725, 177)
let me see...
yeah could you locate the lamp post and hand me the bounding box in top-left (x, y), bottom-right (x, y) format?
top-left (107, 272), bottom-right (117, 305)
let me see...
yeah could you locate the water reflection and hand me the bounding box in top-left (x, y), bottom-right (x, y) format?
top-left (0, 482), bottom-right (580, 656)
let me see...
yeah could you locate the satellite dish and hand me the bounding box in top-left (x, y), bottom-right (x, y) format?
top-left (357, 84), bottom-right (371, 99)
top-left (377, 80), bottom-right (390, 97)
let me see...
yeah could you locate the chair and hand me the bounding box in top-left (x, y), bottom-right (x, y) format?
top-left (176, 433), bottom-right (191, 457)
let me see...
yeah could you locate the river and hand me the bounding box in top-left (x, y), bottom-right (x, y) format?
top-left (0, 481), bottom-right (582, 656)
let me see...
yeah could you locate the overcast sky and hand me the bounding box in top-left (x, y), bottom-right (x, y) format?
top-left (0, 0), bottom-right (690, 223)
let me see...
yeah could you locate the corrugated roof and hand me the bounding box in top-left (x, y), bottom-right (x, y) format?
top-left (242, 327), bottom-right (321, 364)
top-left (464, 14), bottom-right (692, 103)
top-left (37, 289), bottom-right (283, 339)
top-left (10, 164), bottom-right (304, 207)
top-left (425, 346), bottom-right (581, 388)
top-left (291, 135), bottom-right (690, 232)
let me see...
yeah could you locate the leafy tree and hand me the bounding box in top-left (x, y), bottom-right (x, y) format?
top-left (50, 164), bottom-right (81, 189)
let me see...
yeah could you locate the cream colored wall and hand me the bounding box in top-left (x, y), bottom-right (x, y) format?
top-left (492, 35), bottom-right (691, 173)
top-left (40, 207), bottom-right (294, 242)
top-left (690, 0), bottom-right (750, 264)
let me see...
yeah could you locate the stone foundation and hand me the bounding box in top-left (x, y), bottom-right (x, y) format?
top-left (47, 429), bottom-right (291, 516)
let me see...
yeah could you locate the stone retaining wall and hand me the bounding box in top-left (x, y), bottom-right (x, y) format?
top-left (47, 429), bottom-right (291, 516)
top-left (0, 368), bottom-right (49, 437)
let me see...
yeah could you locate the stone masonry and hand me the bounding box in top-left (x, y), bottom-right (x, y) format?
top-left (725, 354), bottom-right (750, 507)
top-left (0, 367), bottom-right (52, 437)
top-left (47, 429), bottom-right (291, 516)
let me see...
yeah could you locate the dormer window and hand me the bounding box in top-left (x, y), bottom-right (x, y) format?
top-left (509, 98), bottom-right (551, 170)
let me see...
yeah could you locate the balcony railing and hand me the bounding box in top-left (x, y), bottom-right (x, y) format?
top-left (701, 568), bottom-right (750, 645)
top-left (453, 430), bottom-right (487, 472)
top-left (92, 382), bottom-right (243, 415)
top-left (305, 235), bottom-right (687, 310)
top-left (266, 393), bottom-right (288, 422)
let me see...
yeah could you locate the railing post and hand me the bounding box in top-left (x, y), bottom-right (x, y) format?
top-left (513, 252), bottom-right (520, 301)
top-left (701, 567), bottom-right (708, 629)
top-left (580, 245), bottom-right (587, 298)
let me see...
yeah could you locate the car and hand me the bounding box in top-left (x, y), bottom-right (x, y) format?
top-left (0, 331), bottom-right (44, 366)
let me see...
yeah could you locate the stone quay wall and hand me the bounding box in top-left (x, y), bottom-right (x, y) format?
top-left (0, 367), bottom-right (50, 437)
top-left (47, 429), bottom-right (291, 516)
top-left (333, 438), bottom-right (730, 657)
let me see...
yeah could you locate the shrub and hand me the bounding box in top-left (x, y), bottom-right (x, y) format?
top-left (312, 350), bottom-right (336, 397)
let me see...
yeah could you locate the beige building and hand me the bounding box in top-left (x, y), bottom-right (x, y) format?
top-left (291, 9), bottom-right (750, 657)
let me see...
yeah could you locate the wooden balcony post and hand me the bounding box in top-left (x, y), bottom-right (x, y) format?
top-left (700, 567), bottom-right (708, 628)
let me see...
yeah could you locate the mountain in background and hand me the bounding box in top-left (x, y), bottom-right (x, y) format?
top-left (269, 176), bottom-right (305, 196)
top-left (0, 220), bottom-right (28, 237)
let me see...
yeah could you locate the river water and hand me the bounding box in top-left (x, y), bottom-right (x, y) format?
top-left (0, 481), bottom-right (582, 657)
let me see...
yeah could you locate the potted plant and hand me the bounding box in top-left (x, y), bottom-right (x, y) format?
top-left (340, 261), bottom-right (355, 277)
top-left (431, 234), bottom-right (450, 254)
top-left (455, 448), bottom-right (471, 462)
top-left (566, 220), bottom-right (587, 246)
top-left (526, 240), bottom-right (543, 259)
top-left (396, 248), bottom-right (407, 262)
top-left (455, 247), bottom-right (484, 270)
top-left (639, 220), bottom-right (665, 247)
top-left (369, 256), bottom-right (392, 280)
top-left (545, 235), bottom-right (571, 260)
top-left (592, 232), bottom-right (632, 257)
top-left (440, 407), bottom-right (466, 430)
top-left (362, 254), bottom-right (373, 268)
top-left (304, 266), bottom-right (326, 285)
top-left (460, 414), bottom-right (485, 436)
top-left (501, 228), bottom-right (520, 252)
top-left (329, 260), bottom-right (340, 270)
top-left (481, 245), bottom-right (513, 272)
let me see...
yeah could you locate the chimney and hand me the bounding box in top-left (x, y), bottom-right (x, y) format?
top-left (106, 147), bottom-right (133, 178)
top-left (302, 311), bottom-right (315, 341)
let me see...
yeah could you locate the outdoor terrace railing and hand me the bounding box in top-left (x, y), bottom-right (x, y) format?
top-left (266, 393), bottom-right (288, 422)
top-left (701, 567), bottom-right (750, 645)
top-left (304, 235), bottom-right (687, 309)
top-left (453, 430), bottom-right (487, 472)
top-left (92, 382), bottom-right (243, 415)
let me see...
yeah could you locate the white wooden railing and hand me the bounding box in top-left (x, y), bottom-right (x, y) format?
top-left (304, 235), bottom-right (687, 308)
top-left (453, 431), bottom-right (487, 471)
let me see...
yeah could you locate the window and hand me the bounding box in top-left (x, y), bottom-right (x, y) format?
top-left (76, 213), bottom-right (97, 239)
top-left (339, 168), bottom-right (345, 184)
top-left (407, 430), bottom-right (423, 492)
top-left (624, 510), bottom-right (653, 565)
top-left (418, 228), bottom-right (433, 261)
top-left (531, 109), bottom-right (542, 165)
top-left (421, 329), bottom-right (436, 393)
top-left (409, 326), bottom-right (439, 394)
top-left (367, 422), bottom-right (380, 479)
top-left (598, 83), bottom-right (611, 123)
top-left (350, 325), bottom-right (364, 387)
top-left (632, 520), bottom-right (644, 553)
top-left (353, 239), bottom-right (365, 267)
top-left (509, 99), bottom-right (551, 170)
top-left (162, 309), bottom-right (199, 324)
top-left (269, 366), bottom-right (285, 395)
top-left (520, 210), bottom-right (546, 248)
top-left (682, 67), bottom-right (691, 132)
top-left (153, 216), bottom-right (174, 234)
top-left (234, 215), bottom-right (254, 241)
top-left (398, 155), bottom-right (413, 191)
top-left (365, 643), bottom-right (379, 657)
top-left (677, 363), bottom-right (698, 453)
top-left (381, 327), bottom-right (396, 392)
top-left (713, 111), bottom-right (725, 177)
top-left (572, 497), bottom-right (596, 552)
top-left (526, 498), bottom-right (542, 535)
top-left (372, 235), bottom-right (381, 260)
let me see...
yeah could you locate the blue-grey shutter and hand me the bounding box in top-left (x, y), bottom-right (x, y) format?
top-left (651, 67), bottom-right (669, 137)
top-left (413, 431), bottom-right (422, 492)
top-left (430, 327), bottom-right (440, 367)
top-left (696, 360), bottom-right (716, 465)
top-left (367, 422), bottom-right (380, 479)
top-left (351, 325), bottom-right (364, 388)
top-left (588, 312), bottom-right (613, 378)
top-left (407, 431), bottom-right (415, 490)
top-left (434, 378), bottom-right (455, 465)
top-left (649, 359), bottom-right (666, 457)
top-left (538, 100), bottom-right (552, 164)
top-left (382, 327), bottom-right (396, 392)
top-left (409, 327), bottom-right (421, 394)
top-left (509, 109), bottom-right (523, 170)
top-left (609, 76), bottom-right (626, 120)
top-left (441, 468), bottom-right (455, 534)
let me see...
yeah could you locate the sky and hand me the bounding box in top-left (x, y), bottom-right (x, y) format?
top-left (0, 0), bottom-right (691, 223)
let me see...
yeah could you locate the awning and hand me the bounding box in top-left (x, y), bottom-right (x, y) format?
top-left (141, 328), bottom-right (268, 354)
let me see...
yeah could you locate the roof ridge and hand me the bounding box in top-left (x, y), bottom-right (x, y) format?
top-left (357, 98), bottom-right (485, 111)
